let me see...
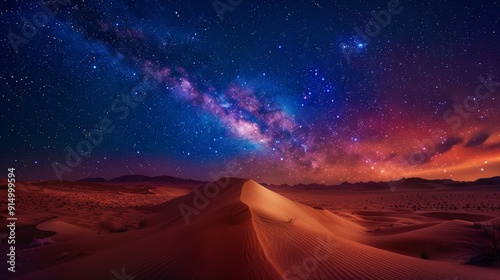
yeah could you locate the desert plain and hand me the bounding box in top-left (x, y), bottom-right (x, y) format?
top-left (1, 176), bottom-right (500, 279)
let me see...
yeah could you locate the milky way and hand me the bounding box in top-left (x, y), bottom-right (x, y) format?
top-left (1, 0), bottom-right (499, 184)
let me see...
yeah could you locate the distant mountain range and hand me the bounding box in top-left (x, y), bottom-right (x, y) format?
top-left (76, 175), bottom-right (500, 187)
top-left (76, 175), bottom-right (206, 184)
top-left (474, 176), bottom-right (500, 185)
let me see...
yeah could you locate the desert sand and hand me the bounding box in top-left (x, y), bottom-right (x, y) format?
top-left (1, 177), bottom-right (499, 279)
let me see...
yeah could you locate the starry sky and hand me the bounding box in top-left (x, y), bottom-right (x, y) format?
top-left (1, 0), bottom-right (499, 184)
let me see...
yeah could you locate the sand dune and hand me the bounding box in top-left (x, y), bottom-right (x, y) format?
top-left (8, 178), bottom-right (499, 280)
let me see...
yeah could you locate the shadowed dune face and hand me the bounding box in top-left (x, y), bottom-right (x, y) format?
top-left (8, 178), bottom-right (500, 280)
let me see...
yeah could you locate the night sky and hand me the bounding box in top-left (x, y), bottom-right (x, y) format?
top-left (1, 0), bottom-right (499, 184)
